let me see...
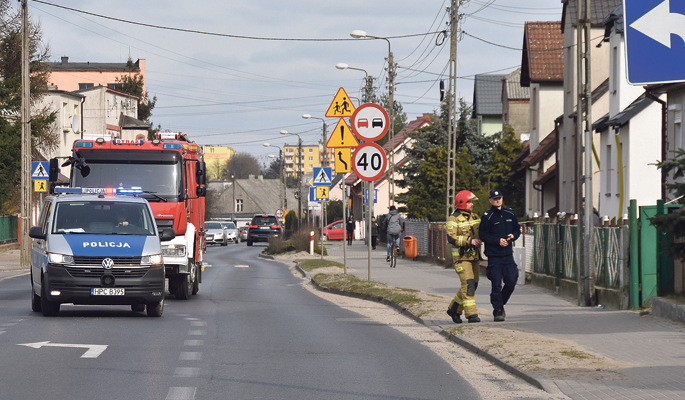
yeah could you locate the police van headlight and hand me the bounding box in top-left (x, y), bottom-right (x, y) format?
top-left (141, 254), bottom-right (163, 267)
top-left (48, 253), bottom-right (74, 265)
top-left (162, 244), bottom-right (185, 257)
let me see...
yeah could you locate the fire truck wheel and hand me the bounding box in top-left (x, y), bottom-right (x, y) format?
top-left (176, 274), bottom-right (192, 300)
top-left (192, 263), bottom-right (199, 295)
top-left (168, 277), bottom-right (178, 296)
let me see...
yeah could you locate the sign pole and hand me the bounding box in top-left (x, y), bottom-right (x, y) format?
top-left (367, 181), bottom-right (374, 281)
top-left (342, 177), bottom-right (347, 274)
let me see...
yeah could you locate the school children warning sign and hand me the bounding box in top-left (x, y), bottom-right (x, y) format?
top-left (325, 87), bottom-right (356, 118)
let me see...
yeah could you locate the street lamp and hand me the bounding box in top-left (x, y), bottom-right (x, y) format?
top-left (351, 29), bottom-right (395, 206)
top-left (263, 143), bottom-right (285, 213)
top-left (335, 63), bottom-right (375, 104)
top-left (301, 114), bottom-right (328, 168)
top-left (280, 130), bottom-right (303, 230)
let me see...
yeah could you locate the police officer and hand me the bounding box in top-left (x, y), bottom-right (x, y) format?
top-left (479, 190), bottom-right (520, 322)
top-left (445, 190), bottom-right (481, 323)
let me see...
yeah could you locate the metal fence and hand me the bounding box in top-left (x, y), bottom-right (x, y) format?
top-left (532, 222), bottom-right (626, 290)
top-left (405, 218), bottom-right (447, 261)
top-left (0, 215), bottom-right (18, 244)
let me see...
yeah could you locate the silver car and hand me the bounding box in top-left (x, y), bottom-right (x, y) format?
top-left (219, 221), bottom-right (239, 244)
top-left (204, 222), bottom-right (227, 246)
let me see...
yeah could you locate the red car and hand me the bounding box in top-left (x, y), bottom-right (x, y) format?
top-left (323, 220), bottom-right (344, 241)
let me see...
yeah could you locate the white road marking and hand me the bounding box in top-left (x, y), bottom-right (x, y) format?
top-left (234, 264), bottom-right (249, 268)
top-left (190, 321), bottom-right (206, 327)
top-left (174, 367), bottom-right (200, 378)
top-left (184, 317), bottom-right (199, 321)
top-left (187, 330), bottom-right (206, 336)
top-left (179, 352), bottom-right (202, 361)
top-left (0, 331), bottom-right (5, 335)
top-left (165, 387), bottom-right (196, 400)
top-left (203, 263), bottom-right (213, 268)
top-left (18, 341), bottom-right (107, 358)
top-left (184, 340), bottom-right (203, 346)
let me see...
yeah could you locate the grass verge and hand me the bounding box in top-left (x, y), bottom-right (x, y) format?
top-left (297, 259), bottom-right (421, 309)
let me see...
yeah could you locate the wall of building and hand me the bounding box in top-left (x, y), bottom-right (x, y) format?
top-left (35, 91), bottom-right (83, 160)
top-left (507, 101), bottom-right (531, 140)
top-left (49, 59), bottom-right (146, 92)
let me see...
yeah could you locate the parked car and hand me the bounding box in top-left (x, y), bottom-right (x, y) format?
top-left (239, 226), bottom-right (248, 242)
top-left (246, 214), bottom-right (282, 246)
top-left (219, 221), bottom-right (239, 243)
top-left (204, 221), bottom-right (227, 246)
top-left (323, 220), bottom-right (344, 241)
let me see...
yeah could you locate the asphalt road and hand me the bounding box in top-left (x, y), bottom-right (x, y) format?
top-left (0, 243), bottom-right (481, 400)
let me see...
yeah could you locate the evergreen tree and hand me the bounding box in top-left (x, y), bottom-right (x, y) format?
top-left (404, 147), bottom-right (447, 220)
top-left (375, 93), bottom-right (407, 146)
top-left (648, 149), bottom-right (685, 259)
top-left (487, 126), bottom-right (525, 216)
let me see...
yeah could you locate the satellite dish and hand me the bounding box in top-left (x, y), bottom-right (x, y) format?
top-left (71, 115), bottom-right (79, 132)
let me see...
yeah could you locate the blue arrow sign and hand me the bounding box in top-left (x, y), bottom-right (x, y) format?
top-left (624, 0), bottom-right (685, 85)
top-left (312, 167), bottom-right (332, 186)
top-left (363, 188), bottom-right (378, 204)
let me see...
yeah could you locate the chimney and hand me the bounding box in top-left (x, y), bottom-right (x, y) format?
top-left (61, 56), bottom-right (68, 65)
top-left (258, 175), bottom-right (263, 181)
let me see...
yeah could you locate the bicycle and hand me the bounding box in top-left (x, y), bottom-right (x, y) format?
top-left (388, 233), bottom-right (400, 268)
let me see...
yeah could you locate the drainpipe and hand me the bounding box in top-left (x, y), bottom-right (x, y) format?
top-left (645, 90), bottom-right (666, 199)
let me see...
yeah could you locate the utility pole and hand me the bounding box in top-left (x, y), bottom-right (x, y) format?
top-left (362, 76), bottom-right (375, 104)
top-left (446, 0), bottom-right (465, 220)
top-left (387, 46), bottom-right (396, 206)
top-left (20, 0), bottom-right (32, 268)
top-left (577, 0), bottom-right (594, 306)
top-left (298, 136), bottom-right (303, 229)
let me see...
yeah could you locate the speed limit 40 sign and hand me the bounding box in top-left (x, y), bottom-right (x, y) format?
top-left (352, 143), bottom-right (387, 182)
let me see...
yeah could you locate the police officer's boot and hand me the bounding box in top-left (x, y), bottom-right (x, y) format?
top-left (446, 306), bottom-right (462, 324)
top-left (467, 314), bottom-right (481, 323)
top-left (493, 308), bottom-right (505, 322)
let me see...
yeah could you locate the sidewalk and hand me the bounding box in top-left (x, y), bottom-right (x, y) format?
top-left (323, 240), bottom-right (685, 400)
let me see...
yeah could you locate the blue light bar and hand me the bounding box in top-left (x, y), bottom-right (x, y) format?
top-left (73, 141), bottom-right (93, 148)
top-left (163, 143), bottom-right (183, 149)
top-left (54, 187), bottom-right (144, 195)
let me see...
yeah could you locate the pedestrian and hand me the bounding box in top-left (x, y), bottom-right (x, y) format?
top-left (582, 199), bottom-right (601, 227)
top-left (479, 189), bottom-right (520, 322)
top-left (445, 190), bottom-right (482, 324)
top-left (371, 216), bottom-right (379, 250)
top-left (346, 214), bottom-right (355, 246)
top-left (385, 205), bottom-right (405, 262)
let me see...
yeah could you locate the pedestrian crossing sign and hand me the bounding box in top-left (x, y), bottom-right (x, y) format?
top-left (312, 167), bottom-right (332, 186)
top-left (325, 87), bottom-right (356, 118)
top-left (316, 186), bottom-right (329, 200)
top-left (34, 180), bottom-right (47, 192)
top-left (31, 161), bottom-right (49, 180)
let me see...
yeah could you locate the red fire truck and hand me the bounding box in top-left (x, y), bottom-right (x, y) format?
top-left (49, 133), bottom-right (207, 300)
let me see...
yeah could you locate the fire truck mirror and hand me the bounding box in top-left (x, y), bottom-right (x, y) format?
top-left (196, 186), bottom-right (206, 197)
top-left (49, 158), bottom-right (59, 182)
top-left (196, 161), bottom-right (207, 185)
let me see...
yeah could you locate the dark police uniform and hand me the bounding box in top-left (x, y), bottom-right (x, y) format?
top-left (479, 195), bottom-right (520, 319)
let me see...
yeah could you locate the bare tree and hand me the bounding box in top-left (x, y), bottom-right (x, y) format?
top-left (226, 153), bottom-right (261, 179)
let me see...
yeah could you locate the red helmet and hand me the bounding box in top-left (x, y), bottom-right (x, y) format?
top-left (455, 190), bottom-right (477, 209)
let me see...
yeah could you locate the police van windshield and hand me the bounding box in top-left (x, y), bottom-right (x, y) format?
top-left (73, 162), bottom-right (182, 201)
top-left (52, 201), bottom-right (156, 236)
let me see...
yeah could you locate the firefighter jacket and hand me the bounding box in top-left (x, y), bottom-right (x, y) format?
top-left (446, 209), bottom-right (481, 261)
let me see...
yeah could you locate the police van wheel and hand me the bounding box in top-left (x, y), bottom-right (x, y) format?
top-left (31, 282), bottom-right (41, 312)
top-left (146, 298), bottom-right (164, 317)
top-left (131, 303), bottom-right (145, 312)
top-left (40, 278), bottom-right (60, 317)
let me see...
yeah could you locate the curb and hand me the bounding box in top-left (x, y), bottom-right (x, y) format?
top-left (293, 261), bottom-right (553, 394)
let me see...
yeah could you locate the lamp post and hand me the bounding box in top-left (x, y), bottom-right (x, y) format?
top-left (281, 130), bottom-right (303, 230)
top-left (335, 63), bottom-right (375, 104)
top-left (231, 173), bottom-right (235, 222)
top-left (351, 29), bottom-right (395, 206)
top-left (263, 143), bottom-right (285, 213)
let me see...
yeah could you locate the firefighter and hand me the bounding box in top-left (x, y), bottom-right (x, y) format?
top-left (445, 190), bottom-right (482, 323)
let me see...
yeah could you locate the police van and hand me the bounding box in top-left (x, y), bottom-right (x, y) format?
top-left (29, 187), bottom-right (175, 317)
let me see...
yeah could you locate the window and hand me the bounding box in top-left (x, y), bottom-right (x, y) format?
top-left (309, 148), bottom-right (313, 153)
top-left (78, 83), bottom-right (94, 90)
top-left (235, 199), bottom-right (243, 212)
top-left (309, 156), bottom-right (313, 161)
top-left (107, 83), bottom-right (123, 91)
top-left (531, 87), bottom-right (537, 130)
top-left (611, 47), bottom-right (618, 94)
top-left (62, 102), bottom-right (68, 127)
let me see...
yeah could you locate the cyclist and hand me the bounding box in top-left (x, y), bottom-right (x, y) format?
top-left (385, 205), bottom-right (404, 262)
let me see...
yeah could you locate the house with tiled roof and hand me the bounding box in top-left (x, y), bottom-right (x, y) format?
top-left (501, 67), bottom-right (530, 141)
top-left (519, 21), bottom-right (564, 218)
top-left (472, 74), bottom-right (505, 136)
top-left (557, 0), bottom-right (621, 215)
top-left (343, 114), bottom-right (432, 221)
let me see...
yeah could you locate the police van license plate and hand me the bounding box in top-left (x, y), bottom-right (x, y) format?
top-left (91, 288), bottom-right (125, 296)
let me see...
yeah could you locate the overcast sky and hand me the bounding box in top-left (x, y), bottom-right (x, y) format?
top-left (22, 0), bottom-right (563, 164)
